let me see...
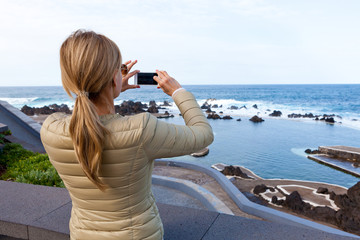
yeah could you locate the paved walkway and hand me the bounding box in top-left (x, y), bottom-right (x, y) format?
top-left (0, 180), bottom-right (358, 240)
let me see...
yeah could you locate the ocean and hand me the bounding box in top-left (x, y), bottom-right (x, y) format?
top-left (1, 84), bottom-right (360, 188)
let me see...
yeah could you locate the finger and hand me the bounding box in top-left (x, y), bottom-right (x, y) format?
top-left (156, 70), bottom-right (166, 80)
top-left (125, 70), bottom-right (140, 80)
top-left (127, 60), bottom-right (138, 71)
top-left (153, 75), bottom-right (162, 84)
top-left (127, 84), bottom-right (139, 89)
top-left (124, 60), bottom-right (131, 65)
top-left (162, 70), bottom-right (171, 78)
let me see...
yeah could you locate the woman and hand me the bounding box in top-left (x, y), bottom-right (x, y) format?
top-left (40, 29), bottom-right (213, 240)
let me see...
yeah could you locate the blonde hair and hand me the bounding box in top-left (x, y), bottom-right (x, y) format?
top-left (60, 29), bottom-right (122, 191)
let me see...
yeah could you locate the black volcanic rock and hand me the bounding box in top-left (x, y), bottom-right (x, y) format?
top-left (222, 115), bottom-right (233, 120)
top-left (201, 102), bottom-right (211, 109)
top-left (21, 104), bottom-right (72, 116)
top-left (252, 104), bottom-right (258, 109)
top-left (311, 206), bottom-right (337, 225)
top-left (316, 187), bottom-right (329, 194)
top-left (147, 105), bottom-right (159, 113)
top-left (348, 181), bottom-right (360, 205)
top-left (21, 105), bottom-right (35, 116)
top-left (305, 149), bottom-right (320, 154)
top-left (221, 165), bottom-right (250, 179)
top-left (207, 113), bottom-right (221, 120)
top-left (253, 184), bottom-right (268, 195)
top-left (249, 115), bottom-right (264, 122)
top-left (269, 110), bottom-right (282, 117)
top-left (205, 108), bottom-right (213, 114)
top-left (48, 104), bottom-right (71, 114)
top-left (283, 191), bottom-right (311, 212)
top-left (160, 101), bottom-right (171, 106)
top-left (115, 100), bottom-right (146, 115)
top-left (325, 117), bottom-right (335, 123)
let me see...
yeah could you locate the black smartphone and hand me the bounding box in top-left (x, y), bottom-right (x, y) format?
top-left (134, 73), bottom-right (158, 85)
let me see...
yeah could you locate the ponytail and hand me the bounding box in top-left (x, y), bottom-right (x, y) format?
top-left (60, 30), bottom-right (121, 191)
top-left (69, 93), bottom-right (109, 191)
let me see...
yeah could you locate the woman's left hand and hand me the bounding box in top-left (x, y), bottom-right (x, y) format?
top-left (121, 60), bottom-right (140, 92)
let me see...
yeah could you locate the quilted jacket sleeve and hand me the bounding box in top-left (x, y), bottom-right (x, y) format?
top-left (142, 90), bottom-right (214, 159)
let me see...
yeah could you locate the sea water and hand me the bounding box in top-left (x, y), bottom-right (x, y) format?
top-left (1, 84), bottom-right (360, 188)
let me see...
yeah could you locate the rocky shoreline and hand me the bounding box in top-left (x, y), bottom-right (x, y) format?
top-left (200, 99), bottom-right (343, 124)
top-left (21, 100), bottom-right (175, 123)
top-left (20, 97), bottom-right (350, 127)
top-left (214, 163), bottom-right (360, 236)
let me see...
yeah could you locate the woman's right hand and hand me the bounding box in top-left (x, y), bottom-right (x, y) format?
top-left (153, 70), bottom-right (182, 96)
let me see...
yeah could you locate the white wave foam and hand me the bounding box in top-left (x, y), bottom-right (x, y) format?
top-left (163, 98), bottom-right (360, 131)
top-left (6, 96), bottom-right (360, 131)
top-left (0, 97), bottom-right (38, 106)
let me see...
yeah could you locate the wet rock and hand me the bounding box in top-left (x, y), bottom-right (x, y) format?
top-left (253, 184), bottom-right (268, 195)
top-left (236, 118), bottom-right (241, 122)
top-left (288, 113), bottom-right (317, 119)
top-left (283, 191), bottom-right (311, 212)
top-left (115, 100), bottom-right (146, 115)
top-left (149, 100), bottom-right (157, 107)
top-left (207, 113), bottom-right (221, 120)
top-left (221, 165), bottom-right (250, 179)
top-left (48, 104), bottom-right (71, 114)
top-left (205, 108), bottom-right (213, 114)
top-left (212, 104), bottom-right (219, 108)
top-left (252, 104), bottom-right (258, 109)
top-left (219, 111), bottom-right (223, 114)
top-left (329, 191), bottom-right (336, 200)
top-left (201, 102), bottom-right (211, 109)
top-left (325, 117), bottom-right (335, 123)
top-left (348, 181), bottom-right (360, 205)
top-left (271, 196), bottom-right (285, 206)
top-left (229, 106), bottom-right (238, 110)
top-left (305, 149), bottom-right (320, 154)
top-left (316, 187), bottom-right (329, 194)
top-left (160, 101), bottom-right (171, 106)
top-left (147, 105), bottom-right (159, 113)
top-left (239, 105), bottom-right (247, 110)
top-left (222, 115), bottom-right (233, 120)
top-left (249, 115), bottom-right (264, 122)
top-left (269, 110), bottom-right (282, 117)
top-left (271, 196), bottom-right (278, 204)
top-left (311, 206), bottom-right (337, 225)
top-left (21, 104), bottom-right (71, 116)
top-left (21, 105), bottom-right (35, 116)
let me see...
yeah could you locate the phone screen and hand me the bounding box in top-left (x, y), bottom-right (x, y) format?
top-left (135, 73), bottom-right (158, 85)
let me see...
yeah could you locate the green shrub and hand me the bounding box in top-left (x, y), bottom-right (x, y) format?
top-left (0, 143), bottom-right (64, 188)
top-left (0, 134), bottom-right (4, 144)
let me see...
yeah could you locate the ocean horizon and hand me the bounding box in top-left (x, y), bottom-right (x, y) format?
top-left (1, 84), bottom-right (360, 188)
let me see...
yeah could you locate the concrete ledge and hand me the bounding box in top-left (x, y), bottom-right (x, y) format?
top-left (0, 101), bottom-right (41, 137)
top-left (1, 176), bottom-right (359, 240)
top-left (308, 155), bottom-right (360, 177)
top-left (152, 175), bottom-right (233, 215)
top-left (319, 146), bottom-right (360, 162)
top-left (156, 159), bottom-right (360, 239)
top-left (0, 123), bottom-right (9, 133)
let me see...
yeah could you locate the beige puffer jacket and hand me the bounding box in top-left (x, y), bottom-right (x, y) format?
top-left (40, 90), bottom-right (214, 240)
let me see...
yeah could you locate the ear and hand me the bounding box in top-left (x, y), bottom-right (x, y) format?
top-left (112, 71), bottom-right (118, 87)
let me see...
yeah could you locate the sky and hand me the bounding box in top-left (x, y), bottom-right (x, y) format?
top-left (0, 0), bottom-right (359, 86)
